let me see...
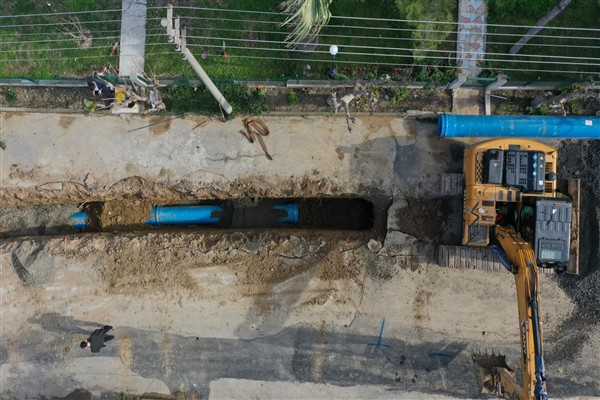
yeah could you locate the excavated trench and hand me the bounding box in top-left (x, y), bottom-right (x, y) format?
top-left (0, 197), bottom-right (390, 238)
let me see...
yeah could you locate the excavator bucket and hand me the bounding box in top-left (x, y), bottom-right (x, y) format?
top-left (472, 352), bottom-right (515, 395)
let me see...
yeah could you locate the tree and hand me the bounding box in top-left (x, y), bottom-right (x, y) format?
top-left (280, 0), bottom-right (333, 47)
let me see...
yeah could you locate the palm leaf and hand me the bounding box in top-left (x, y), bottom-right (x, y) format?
top-left (281, 0), bottom-right (333, 47)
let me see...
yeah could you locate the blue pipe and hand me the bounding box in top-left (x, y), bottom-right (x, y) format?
top-left (273, 202), bottom-right (299, 223)
top-left (69, 211), bottom-right (89, 229)
top-left (146, 205), bottom-right (222, 226)
top-left (438, 114), bottom-right (600, 138)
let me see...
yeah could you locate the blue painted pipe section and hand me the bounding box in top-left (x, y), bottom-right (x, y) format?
top-left (273, 203), bottom-right (299, 223)
top-left (146, 205), bottom-right (222, 226)
top-left (438, 114), bottom-right (600, 138)
top-left (70, 211), bottom-right (89, 229)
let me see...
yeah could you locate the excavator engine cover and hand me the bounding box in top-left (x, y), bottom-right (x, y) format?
top-left (504, 150), bottom-right (546, 192)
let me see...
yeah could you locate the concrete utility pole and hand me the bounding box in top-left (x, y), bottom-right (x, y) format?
top-left (161, 4), bottom-right (233, 114)
top-left (119, 0), bottom-right (147, 84)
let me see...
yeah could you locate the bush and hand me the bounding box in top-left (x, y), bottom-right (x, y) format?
top-left (288, 91), bottom-right (298, 105)
top-left (394, 0), bottom-right (457, 62)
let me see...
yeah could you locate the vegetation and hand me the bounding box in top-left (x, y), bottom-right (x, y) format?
top-left (485, 0), bottom-right (600, 79)
top-left (281, 0), bottom-right (333, 47)
top-left (287, 90), bottom-right (298, 105)
top-left (0, 0), bottom-right (122, 78)
top-left (162, 83), bottom-right (269, 117)
top-left (394, 0), bottom-right (457, 62)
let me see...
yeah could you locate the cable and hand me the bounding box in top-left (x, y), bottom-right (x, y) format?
top-left (0, 28), bottom-right (165, 44)
top-left (1, 51), bottom-right (174, 63)
top-left (182, 42), bottom-right (600, 69)
top-left (0, 6), bottom-right (166, 19)
top-left (145, 24), bottom-right (600, 52)
top-left (144, 25), bottom-right (600, 51)
top-left (173, 17), bottom-right (600, 42)
top-left (143, 51), bottom-right (600, 76)
top-left (172, 5), bottom-right (600, 32)
top-left (0, 33), bottom-right (166, 47)
top-left (181, 34), bottom-right (600, 63)
top-left (0, 17), bottom-right (163, 29)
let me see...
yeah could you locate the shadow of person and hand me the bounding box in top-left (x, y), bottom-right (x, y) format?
top-left (27, 312), bottom-right (105, 335)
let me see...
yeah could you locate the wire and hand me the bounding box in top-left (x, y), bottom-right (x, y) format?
top-left (0, 6), bottom-right (166, 19)
top-left (173, 5), bottom-right (600, 32)
top-left (0, 17), bottom-right (163, 29)
top-left (0, 33), bottom-right (167, 48)
top-left (0, 28), bottom-right (165, 44)
top-left (181, 34), bottom-right (600, 63)
top-left (0, 39), bottom-right (168, 54)
top-left (1, 51), bottom-right (174, 63)
top-left (182, 42), bottom-right (600, 69)
top-left (145, 25), bottom-right (600, 51)
top-left (173, 17), bottom-right (600, 42)
top-left (143, 51), bottom-right (600, 76)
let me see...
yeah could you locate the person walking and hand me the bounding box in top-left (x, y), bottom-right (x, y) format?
top-left (80, 325), bottom-right (114, 353)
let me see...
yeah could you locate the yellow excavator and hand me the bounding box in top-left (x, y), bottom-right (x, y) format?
top-left (461, 139), bottom-right (576, 400)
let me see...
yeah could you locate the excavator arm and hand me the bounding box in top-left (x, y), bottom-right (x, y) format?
top-left (479, 225), bottom-right (548, 400)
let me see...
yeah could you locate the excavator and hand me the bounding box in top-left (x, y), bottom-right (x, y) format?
top-left (461, 138), bottom-right (577, 400)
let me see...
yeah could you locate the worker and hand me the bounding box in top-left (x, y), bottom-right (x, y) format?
top-left (80, 325), bottom-right (114, 353)
top-left (86, 72), bottom-right (113, 98)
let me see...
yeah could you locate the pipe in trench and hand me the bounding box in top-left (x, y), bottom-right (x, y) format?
top-left (438, 114), bottom-right (600, 138)
top-left (146, 205), bottom-right (223, 226)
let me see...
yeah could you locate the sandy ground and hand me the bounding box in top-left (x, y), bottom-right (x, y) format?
top-left (0, 112), bottom-right (598, 399)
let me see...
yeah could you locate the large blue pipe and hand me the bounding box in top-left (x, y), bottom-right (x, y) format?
top-left (146, 205), bottom-right (222, 226)
top-left (438, 114), bottom-right (600, 138)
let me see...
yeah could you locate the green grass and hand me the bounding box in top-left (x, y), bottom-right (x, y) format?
top-left (1, 0), bottom-right (454, 82)
top-left (145, 0), bottom-right (421, 80)
top-left (486, 0), bottom-right (600, 80)
top-left (0, 0), bottom-right (123, 78)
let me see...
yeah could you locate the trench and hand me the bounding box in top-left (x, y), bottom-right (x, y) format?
top-left (0, 198), bottom-right (388, 238)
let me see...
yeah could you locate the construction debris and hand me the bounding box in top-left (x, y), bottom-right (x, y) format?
top-left (239, 118), bottom-right (273, 160)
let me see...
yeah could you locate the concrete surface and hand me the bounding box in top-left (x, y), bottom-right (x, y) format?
top-left (119, 0), bottom-right (147, 80)
top-left (0, 112), bottom-right (410, 196)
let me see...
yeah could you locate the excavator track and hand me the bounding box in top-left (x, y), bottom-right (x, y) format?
top-left (437, 245), bottom-right (552, 274)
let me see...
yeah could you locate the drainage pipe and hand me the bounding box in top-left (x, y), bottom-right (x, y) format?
top-left (273, 202), bottom-right (299, 223)
top-left (146, 205), bottom-right (223, 226)
top-left (438, 114), bottom-right (600, 138)
top-left (70, 212), bottom-right (90, 229)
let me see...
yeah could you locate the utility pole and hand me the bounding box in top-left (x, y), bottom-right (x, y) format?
top-left (161, 4), bottom-right (233, 114)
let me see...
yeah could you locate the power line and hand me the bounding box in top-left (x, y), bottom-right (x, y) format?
top-left (0, 33), bottom-right (166, 47)
top-left (182, 42), bottom-right (600, 69)
top-left (181, 34), bottom-right (600, 64)
top-left (1, 51), bottom-right (174, 63)
top-left (172, 5), bottom-right (600, 32)
top-left (144, 51), bottom-right (600, 76)
top-left (0, 28), bottom-right (165, 43)
top-left (0, 39), bottom-right (167, 54)
top-left (144, 25), bottom-right (600, 51)
top-left (0, 6), bottom-right (166, 19)
top-left (0, 17), bottom-right (163, 30)
top-left (172, 16), bottom-right (600, 42)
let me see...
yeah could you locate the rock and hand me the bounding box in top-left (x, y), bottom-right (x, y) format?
top-left (83, 173), bottom-right (97, 189)
top-left (367, 239), bottom-right (383, 253)
top-left (277, 236), bottom-right (305, 259)
top-left (38, 182), bottom-right (63, 191)
top-left (384, 231), bottom-right (418, 256)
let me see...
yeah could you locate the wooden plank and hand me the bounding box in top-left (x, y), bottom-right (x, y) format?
top-left (567, 179), bottom-right (580, 275)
